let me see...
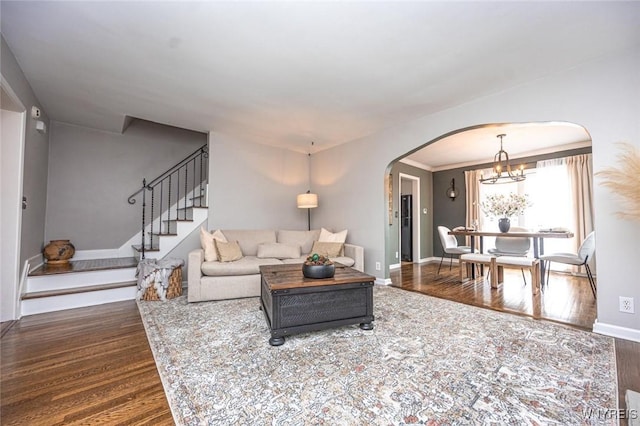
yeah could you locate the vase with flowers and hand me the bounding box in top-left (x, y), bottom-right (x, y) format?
top-left (481, 193), bottom-right (531, 233)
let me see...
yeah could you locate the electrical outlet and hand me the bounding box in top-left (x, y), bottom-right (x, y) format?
top-left (375, 262), bottom-right (381, 271)
top-left (395, 251), bottom-right (398, 259)
top-left (619, 297), bottom-right (635, 314)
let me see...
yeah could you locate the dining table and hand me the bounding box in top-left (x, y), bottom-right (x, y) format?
top-left (448, 229), bottom-right (574, 285)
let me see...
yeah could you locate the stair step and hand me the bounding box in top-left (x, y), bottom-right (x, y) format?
top-left (132, 244), bottom-right (159, 252)
top-left (22, 281), bottom-right (136, 300)
top-left (29, 257), bottom-right (138, 276)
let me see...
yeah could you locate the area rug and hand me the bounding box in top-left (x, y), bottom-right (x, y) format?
top-left (137, 285), bottom-right (617, 425)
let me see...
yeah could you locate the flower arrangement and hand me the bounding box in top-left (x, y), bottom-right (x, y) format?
top-left (481, 193), bottom-right (530, 218)
top-left (304, 253), bottom-right (333, 266)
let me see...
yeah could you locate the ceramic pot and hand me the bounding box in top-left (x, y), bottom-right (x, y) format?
top-left (498, 218), bottom-right (511, 233)
top-left (43, 239), bottom-right (75, 264)
top-left (302, 264), bottom-right (335, 279)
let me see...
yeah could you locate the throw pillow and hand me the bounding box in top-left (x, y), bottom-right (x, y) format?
top-left (200, 227), bottom-right (228, 262)
top-left (310, 241), bottom-right (344, 258)
top-left (257, 242), bottom-right (301, 259)
top-left (214, 240), bottom-right (243, 262)
top-left (319, 227), bottom-right (348, 243)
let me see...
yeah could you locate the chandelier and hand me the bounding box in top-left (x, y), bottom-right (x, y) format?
top-left (479, 134), bottom-right (525, 184)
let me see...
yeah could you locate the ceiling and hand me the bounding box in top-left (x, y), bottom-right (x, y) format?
top-left (2, 2), bottom-right (638, 165)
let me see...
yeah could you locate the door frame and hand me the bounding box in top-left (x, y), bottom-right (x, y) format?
top-left (398, 173), bottom-right (420, 263)
top-left (1, 76), bottom-right (27, 321)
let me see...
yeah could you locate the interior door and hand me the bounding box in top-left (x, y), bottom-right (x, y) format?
top-left (401, 194), bottom-right (413, 262)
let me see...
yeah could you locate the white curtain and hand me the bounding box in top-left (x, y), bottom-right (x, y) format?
top-left (536, 153), bottom-right (594, 273)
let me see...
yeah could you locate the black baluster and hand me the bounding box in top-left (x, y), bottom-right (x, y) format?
top-left (141, 178), bottom-right (146, 260)
top-left (168, 175), bottom-right (172, 228)
top-left (159, 181), bottom-right (164, 234)
top-left (150, 187), bottom-right (154, 249)
top-left (192, 157), bottom-right (196, 207)
top-left (184, 164), bottom-right (188, 213)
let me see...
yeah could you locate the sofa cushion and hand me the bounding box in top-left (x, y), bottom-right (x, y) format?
top-left (319, 227), bottom-right (348, 243)
top-left (200, 227), bottom-right (228, 262)
top-left (257, 242), bottom-right (301, 259)
top-left (277, 229), bottom-right (321, 254)
top-left (221, 230), bottom-right (277, 256)
top-left (310, 241), bottom-right (344, 258)
top-left (215, 240), bottom-right (243, 262)
top-left (201, 256), bottom-right (283, 276)
top-left (330, 256), bottom-right (355, 267)
top-left (281, 256), bottom-right (354, 267)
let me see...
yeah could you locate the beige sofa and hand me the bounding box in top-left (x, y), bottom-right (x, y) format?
top-left (188, 229), bottom-right (364, 302)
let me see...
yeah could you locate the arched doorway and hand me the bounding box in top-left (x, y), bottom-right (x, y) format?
top-left (384, 121), bottom-right (596, 329)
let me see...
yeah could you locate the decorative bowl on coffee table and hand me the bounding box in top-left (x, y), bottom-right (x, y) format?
top-left (302, 263), bottom-right (335, 279)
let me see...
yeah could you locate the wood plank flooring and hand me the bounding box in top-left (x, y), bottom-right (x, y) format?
top-left (0, 302), bottom-right (172, 425)
top-left (1, 262), bottom-right (637, 424)
top-left (392, 261), bottom-right (597, 329)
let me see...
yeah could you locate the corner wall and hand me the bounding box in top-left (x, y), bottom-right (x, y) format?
top-left (45, 120), bottom-right (206, 250)
top-left (1, 35), bottom-right (50, 266)
top-left (207, 132), bottom-right (309, 231)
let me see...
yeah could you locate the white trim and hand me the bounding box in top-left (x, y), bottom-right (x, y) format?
top-left (389, 263), bottom-right (401, 270)
top-left (398, 158), bottom-right (433, 172)
top-left (27, 253), bottom-right (43, 274)
top-left (398, 173), bottom-right (421, 265)
top-left (73, 249), bottom-right (123, 260)
top-left (417, 257), bottom-right (436, 264)
top-left (592, 320), bottom-right (640, 343)
top-left (375, 278), bottom-right (392, 286)
top-left (0, 76), bottom-right (26, 322)
top-left (430, 141), bottom-right (592, 172)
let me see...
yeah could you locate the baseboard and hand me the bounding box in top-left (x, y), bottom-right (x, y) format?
top-left (419, 257), bottom-right (440, 264)
top-left (592, 320), bottom-right (640, 343)
top-left (375, 278), bottom-right (392, 286)
top-left (389, 263), bottom-right (400, 270)
top-left (73, 249), bottom-right (123, 261)
top-left (27, 253), bottom-right (42, 273)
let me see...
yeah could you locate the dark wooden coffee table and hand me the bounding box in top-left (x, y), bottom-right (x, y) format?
top-left (259, 263), bottom-right (375, 346)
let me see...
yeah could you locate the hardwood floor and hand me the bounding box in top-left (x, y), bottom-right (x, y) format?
top-left (0, 302), bottom-right (172, 425)
top-left (390, 261), bottom-right (597, 329)
top-left (1, 262), bottom-right (637, 424)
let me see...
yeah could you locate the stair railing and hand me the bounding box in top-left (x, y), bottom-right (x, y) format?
top-left (127, 144), bottom-right (208, 259)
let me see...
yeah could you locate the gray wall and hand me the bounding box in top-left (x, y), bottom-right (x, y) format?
top-left (1, 35), bottom-right (50, 265)
top-left (431, 146), bottom-right (592, 258)
top-left (45, 119), bottom-right (206, 249)
top-left (208, 132), bottom-right (309, 231)
top-left (387, 162), bottom-right (433, 267)
top-left (305, 48), bottom-right (639, 332)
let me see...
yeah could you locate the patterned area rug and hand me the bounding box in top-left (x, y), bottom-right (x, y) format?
top-left (138, 285), bottom-right (617, 425)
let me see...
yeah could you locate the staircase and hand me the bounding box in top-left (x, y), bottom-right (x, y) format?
top-left (21, 145), bottom-right (208, 316)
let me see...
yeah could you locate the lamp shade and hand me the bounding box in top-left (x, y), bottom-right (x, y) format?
top-left (297, 193), bottom-right (318, 209)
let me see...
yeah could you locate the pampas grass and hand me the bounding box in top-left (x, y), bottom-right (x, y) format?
top-left (596, 142), bottom-right (640, 221)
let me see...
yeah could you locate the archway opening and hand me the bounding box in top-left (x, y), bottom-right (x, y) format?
top-left (384, 121), bottom-right (595, 330)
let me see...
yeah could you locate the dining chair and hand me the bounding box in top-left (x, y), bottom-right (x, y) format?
top-left (437, 226), bottom-right (472, 274)
top-left (488, 226), bottom-right (531, 285)
top-left (539, 231), bottom-right (596, 298)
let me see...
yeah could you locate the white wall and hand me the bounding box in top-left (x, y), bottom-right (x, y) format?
top-left (208, 132), bottom-right (309, 230)
top-left (311, 47), bottom-right (640, 336)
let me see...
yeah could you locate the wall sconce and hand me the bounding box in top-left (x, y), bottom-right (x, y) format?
top-left (446, 178), bottom-right (458, 201)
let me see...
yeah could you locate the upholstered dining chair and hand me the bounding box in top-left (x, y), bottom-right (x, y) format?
top-left (437, 226), bottom-right (472, 274)
top-left (488, 226), bottom-right (531, 285)
top-left (539, 231), bottom-right (596, 298)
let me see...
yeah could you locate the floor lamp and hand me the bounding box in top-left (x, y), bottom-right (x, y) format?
top-left (297, 191), bottom-right (318, 231)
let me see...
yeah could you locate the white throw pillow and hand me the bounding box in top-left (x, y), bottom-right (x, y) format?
top-left (319, 227), bottom-right (348, 244)
top-left (200, 227), bottom-right (227, 262)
